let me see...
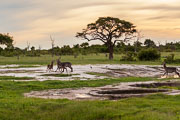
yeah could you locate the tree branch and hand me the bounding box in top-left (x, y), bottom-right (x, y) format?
top-left (113, 35), bottom-right (136, 46)
top-left (84, 35), bottom-right (106, 43)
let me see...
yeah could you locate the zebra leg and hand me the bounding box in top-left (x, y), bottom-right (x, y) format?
top-left (163, 72), bottom-right (167, 76)
top-left (62, 67), bottom-right (65, 72)
top-left (46, 67), bottom-right (50, 72)
top-left (70, 66), bottom-right (73, 72)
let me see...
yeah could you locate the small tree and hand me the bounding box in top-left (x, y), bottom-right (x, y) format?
top-left (0, 33), bottom-right (13, 48)
top-left (144, 39), bottom-right (156, 48)
top-left (50, 35), bottom-right (55, 57)
top-left (76, 17), bottom-right (136, 60)
top-left (31, 46), bottom-right (35, 55)
top-left (134, 30), bottom-right (143, 53)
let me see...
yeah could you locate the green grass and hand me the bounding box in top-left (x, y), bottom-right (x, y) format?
top-left (0, 54), bottom-right (123, 65)
top-left (41, 73), bottom-right (79, 77)
top-left (0, 53), bottom-right (173, 65)
top-left (0, 77), bottom-right (180, 120)
top-left (0, 52), bottom-right (180, 65)
top-left (86, 72), bottom-right (112, 77)
top-left (1, 52), bottom-right (180, 66)
top-left (0, 76), bottom-right (35, 80)
top-left (4, 65), bottom-right (40, 69)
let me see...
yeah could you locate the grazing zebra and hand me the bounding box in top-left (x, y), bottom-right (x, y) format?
top-left (47, 60), bottom-right (54, 72)
top-left (56, 59), bottom-right (73, 72)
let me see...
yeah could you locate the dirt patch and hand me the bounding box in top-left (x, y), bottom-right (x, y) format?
top-left (41, 74), bottom-right (79, 77)
top-left (24, 80), bottom-right (180, 100)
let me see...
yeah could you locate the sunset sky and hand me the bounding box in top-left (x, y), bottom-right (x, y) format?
top-left (0, 0), bottom-right (180, 49)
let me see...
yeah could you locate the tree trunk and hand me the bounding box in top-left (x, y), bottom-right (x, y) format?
top-left (52, 49), bottom-right (54, 57)
top-left (108, 45), bottom-right (114, 60)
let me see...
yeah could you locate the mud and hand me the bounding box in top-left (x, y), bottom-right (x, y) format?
top-left (131, 81), bottom-right (180, 88)
top-left (0, 64), bottom-right (177, 81)
top-left (24, 80), bottom-right (180, 100)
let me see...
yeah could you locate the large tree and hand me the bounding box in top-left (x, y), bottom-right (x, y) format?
top-left (76, 17), bottom-right (136, 60)
top-left (0, 33), bottom-right (13, 48)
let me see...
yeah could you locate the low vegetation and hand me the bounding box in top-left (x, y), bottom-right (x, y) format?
top-left (138, 48), bottom-right (161, 61)
top-left (0, 76), bottom-right (35, 80)
top-left (4, 65), bottom-right (40, 69)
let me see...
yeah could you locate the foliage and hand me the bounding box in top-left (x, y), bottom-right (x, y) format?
top-left (26, 52), bottom-right (41, 57)
top-left (144, 39), bottom-right (156, 48)
top-left (0, 33), bottom-right (13, 47)
top-left (138, 48), bottom-right (161, 61)
top-left (60, 45), bottom-right (74, 55)
top-left (164, 54), bottom-right (175, 63)
top-left (80, 42), bottom-right (89, 48)
top-left (0, 76), bottom-right (34, 80)
top-left (120, 52), bottom-right (136, 61)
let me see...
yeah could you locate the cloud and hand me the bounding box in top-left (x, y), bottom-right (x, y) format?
top-left (0, 0), bottom-right (180, 48)
top-left (137, 4), bottom-right (180, 11)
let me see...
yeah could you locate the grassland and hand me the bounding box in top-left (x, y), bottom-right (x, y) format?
top-left (3, 65), bottom-right (40, 68)
top-left (0, 77), bottom-right (180, 120)
top-left (0, 52), bottom-right (180, 65)
top-left (0, 76), bottom-right (35, 80)
top-left (86, 72), bottom-right (112, 77)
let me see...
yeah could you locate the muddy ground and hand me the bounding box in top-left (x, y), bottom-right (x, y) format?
top-left (0, 64), bottom-right (176, 81)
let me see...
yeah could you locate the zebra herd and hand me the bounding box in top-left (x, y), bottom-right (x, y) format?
top-left (47, 58), bottom-right (73, 73)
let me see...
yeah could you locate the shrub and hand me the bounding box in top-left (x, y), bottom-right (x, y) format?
top-left (120, 52), bottom-right (136, 61)
top-left (1, 51), bottom-right (14, 57)
top-left (26, 52), bottom-right (40, 57)
top-left (164, 54), bottom-right (174, 63)
top-left (138, 48), bottom-right (161, 61)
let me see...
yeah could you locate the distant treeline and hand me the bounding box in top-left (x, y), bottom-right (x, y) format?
top-left (0, 39), bottom-right (180, 58)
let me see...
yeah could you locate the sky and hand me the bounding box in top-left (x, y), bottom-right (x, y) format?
top-left (0, 0), bottom-right (180, 49)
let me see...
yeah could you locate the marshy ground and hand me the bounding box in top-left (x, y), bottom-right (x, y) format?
top-left (1, 63), bottom-right (180, 120)
top-left (0, 64), bottom-right (173, 81)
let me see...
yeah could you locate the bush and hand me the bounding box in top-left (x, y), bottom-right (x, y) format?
top-left (138, 48), bottom-right (161, 61)
top-left (26, 52), bottom-right (40, 57)
top-left (164, 54), bottom-right (180, 64)
top-left (1, 51), bottom-right (14, 57)
top-left (164, 54), bottom-right (174, 63)
top-left (120, 52), bottom-right (136, 61)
